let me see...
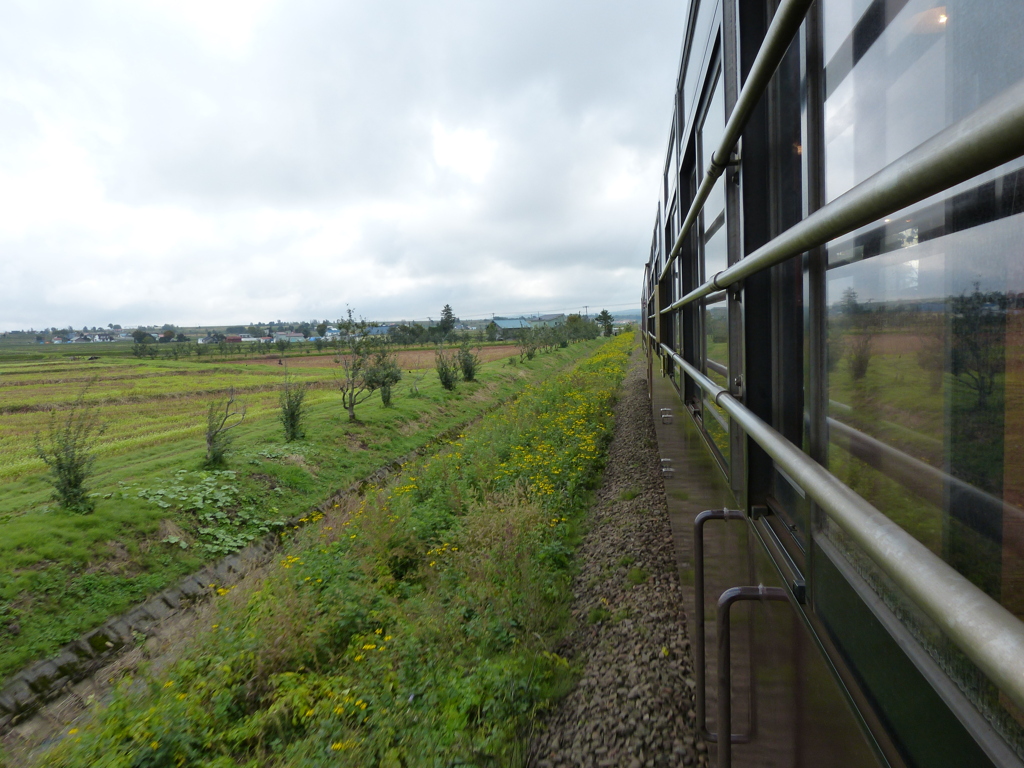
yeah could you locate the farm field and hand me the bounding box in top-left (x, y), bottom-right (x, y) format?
top-left (26, 333), bottom-right (635, 768)
top-left (0, 340), bottom-right (597, 685)
top-left (228, 344), bottom-right (518, 370)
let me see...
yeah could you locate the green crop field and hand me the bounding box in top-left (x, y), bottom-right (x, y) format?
top-left (0, 340), bottom-right (605, 684)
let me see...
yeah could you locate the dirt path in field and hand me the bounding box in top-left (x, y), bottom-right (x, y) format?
top-left (226, 344), bottom-right (519, 370)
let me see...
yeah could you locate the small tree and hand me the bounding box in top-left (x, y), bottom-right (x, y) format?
top-left (596, 309), bottom-right (614, 337)
top-left (407, 369), bottom-right (426, 397)
top-left (439, 304), bottom-right (456, 337)
top-left (336, 308), bottom-right (379, 421)
top-left (458, 341), bottom-right (480, 381)
top-left (204, 389), bottom-right (246, 467)
top-left (517, 327), bottom-right (538, 362)
top-left (435, 344), bottom-right (460, 390)
top-left (951, 285), bottom-right (1006, 408)
top-left (848, 335), bottom-right (872, 380)
top-left (35, 386), bottom-right (104, 513)
top-left (279, 367), bottom-right (307, 441)
top-left (366, 347), bottom-right (403, 407)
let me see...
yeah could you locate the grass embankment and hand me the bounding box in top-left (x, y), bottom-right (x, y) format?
top-left (0, 343), bottom-right (595, 685)
top-left (34, 333), bottom-right (634, 768)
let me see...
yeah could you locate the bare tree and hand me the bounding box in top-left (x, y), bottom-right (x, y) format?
top-left (336, 308), bottom-right (379, 421)
top-left (204, 388), bottom-right (246, 467)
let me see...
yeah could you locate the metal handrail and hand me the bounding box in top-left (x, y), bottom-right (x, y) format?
top-left (693, 509), bottom-right (748, 743)
top-left (662, 76), bottom-right (1024, 312)
top-left (657, 0), bottom-right (814, 284)
top-left (659, 343), bottom-right (1024, 712)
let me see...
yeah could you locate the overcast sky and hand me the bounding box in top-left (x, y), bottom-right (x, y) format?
top-left (0, 0), bottom-right (686, 330)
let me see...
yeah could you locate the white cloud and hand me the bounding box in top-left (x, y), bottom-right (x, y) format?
top-left (0, 0), bottom-right (686, 330)
top-left (432, 121), bottom-right (497, 184)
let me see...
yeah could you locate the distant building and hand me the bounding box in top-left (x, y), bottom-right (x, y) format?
top-left (494, 318), bottom-right (532, 330)
top-left (530, 313), bottom-right (566, 328)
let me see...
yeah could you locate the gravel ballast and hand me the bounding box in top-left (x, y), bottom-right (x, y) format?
top-left (529, 352), bottom-right (708, 768)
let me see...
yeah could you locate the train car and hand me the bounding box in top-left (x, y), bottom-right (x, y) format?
top-left (642, 1), bottom-right (1024, 766)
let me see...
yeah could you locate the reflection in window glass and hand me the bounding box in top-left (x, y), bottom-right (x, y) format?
top-left (703, 220), bottom-right (727, 282)
top-left (683, 0), bottom-right (719, 126)
top-left (704, 301), bottom-right (730, 463)
top-left (825, 163), bottom-right (1024, 750)
top-left (823, 0), bottom-right (1024, 202)
top-left (696, 70), bottom-right (729, 469)
top-left (822, 0), bottom-right (1024, 745)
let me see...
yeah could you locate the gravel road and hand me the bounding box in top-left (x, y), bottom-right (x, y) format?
top-left (529, 352), bottom-right (709, 768)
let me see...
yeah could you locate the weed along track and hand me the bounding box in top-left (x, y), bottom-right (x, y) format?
top-left (2, 334), bottom-right (636, 767)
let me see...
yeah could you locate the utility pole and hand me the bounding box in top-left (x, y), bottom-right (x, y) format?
top-left (584, 305), bottom-right (589, 319)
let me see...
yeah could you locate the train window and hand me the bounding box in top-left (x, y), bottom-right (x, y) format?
top-left (768, 18), bottom-right (811, 543)
top-left (683, 0), bottom-right (720, 130)
top-left (821, 0), bottom-right (1024, 749)
top-left (697, 68), bottom-right (730, 467)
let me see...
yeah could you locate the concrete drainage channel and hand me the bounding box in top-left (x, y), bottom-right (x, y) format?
top-left (0, 413), bottom-right (487, 744)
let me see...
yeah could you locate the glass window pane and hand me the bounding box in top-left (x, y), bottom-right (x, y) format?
top-left (683, 0), bottom-right (719, 122)
top-left (703, 300), bottom-right (729, 463)
top-left (704, 175), bottom-right (726, 230)
top-left (823, 0), bottom-right (1024, 202)
top-left (703, 213), bottom-right (728, 280)
top-left (823, 160), bottom-right (1024, 751)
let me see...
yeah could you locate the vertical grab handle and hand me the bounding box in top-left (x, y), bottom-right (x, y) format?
top-left (717, 586), bottom-right (789, 768)
top-left (694, 508), bottom-right (747, 742)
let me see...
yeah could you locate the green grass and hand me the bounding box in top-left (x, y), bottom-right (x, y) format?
top-left (0, 339), bottom-right (607, 684)
top-left (33, 333), bottom-right (635, 768)
top-left (625, 567), bottom-right (649, 587)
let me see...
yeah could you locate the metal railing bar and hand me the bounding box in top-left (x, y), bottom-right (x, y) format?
top-left (662, 292), bottom-right (729, 316)
top-left (704, 290), bottom-right (728, 305)
top-left (707, 358), bottom-right (728, 376)
top-left (658, 0), bottom-right (815, 284)
top-left (659, 343), bottom-right (1024, 712)
top-left (668, 76), bottom-right (1024, 309)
